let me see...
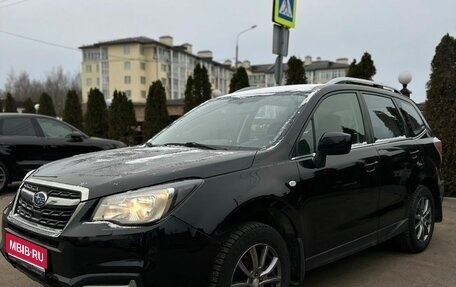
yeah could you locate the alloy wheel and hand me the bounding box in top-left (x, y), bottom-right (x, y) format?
top-left (231, 243), bottom-right (282, 287)
top-left (415, 197), bottom-right (432, 242)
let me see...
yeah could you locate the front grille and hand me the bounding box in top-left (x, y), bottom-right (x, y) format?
top-left (15, 182), bottom-right (81, 230)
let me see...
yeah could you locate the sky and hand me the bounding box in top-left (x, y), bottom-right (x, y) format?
top-left (1, 0), bottom-right (455, 103)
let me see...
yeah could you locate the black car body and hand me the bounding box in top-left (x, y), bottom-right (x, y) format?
top-left (0, 113), bottom-right (126, 192)
top-left (1, 78), bottom-right (444, 287)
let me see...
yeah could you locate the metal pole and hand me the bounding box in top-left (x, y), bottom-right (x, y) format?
top-left (235, 25), bottom-right (257, 67)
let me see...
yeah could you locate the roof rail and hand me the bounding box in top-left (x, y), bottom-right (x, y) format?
top-left (326, 77), bottom-right (401, 95)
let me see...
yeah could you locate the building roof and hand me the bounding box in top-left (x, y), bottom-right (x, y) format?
top-left (250, 60), bottom-right (349, 75)
top-left (305, 60), bottom-right (349, 71)
top-left (79, 36), bottom-right (233, 69)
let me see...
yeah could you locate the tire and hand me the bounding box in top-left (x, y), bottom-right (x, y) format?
top-left (209, 222), bottom-right (290, 287)
top-left (395, 185), bottom-right (435, 253)
top-left (0, 162), bottom-right (9, 193)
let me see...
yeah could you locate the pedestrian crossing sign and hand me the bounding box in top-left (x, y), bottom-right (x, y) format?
top-left (273, 0), bottom-right (297, 28)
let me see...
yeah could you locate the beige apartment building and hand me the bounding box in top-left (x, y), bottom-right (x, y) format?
top-left (79, 36), bottom-right (233, 121)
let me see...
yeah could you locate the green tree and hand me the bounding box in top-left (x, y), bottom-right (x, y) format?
top-left (4, 93), bottom-right (17, 112)
top-left (85, 88), bottom-right (108, 137)
top-left (286, 56), bottom-right (307, 85)
top-left (23, 98), bottom-right (36, 113)
top-left (425, 34), bottom-right (456, 196)
top-left (108, 90), bottom-right (136, 145)
top-left (193, 64), bottom-right (212, 105)
top-left (184, 76), bottom-right (195, 112)
top-left (38, 92), bottom-right (56, 117)
top-left (229, 66), bottom-right (250, 93)
top-left (143, 81), bottom-right (169, 140)
top-left (0, 100), bottom-right (3, 112)
top-left (346, 52), bottom-right (376, 80)
top-left (63, 90), bottom-right (83, 130)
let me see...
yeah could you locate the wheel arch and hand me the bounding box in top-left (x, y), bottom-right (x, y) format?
top-left (213, 197), bottom-right (305, 284)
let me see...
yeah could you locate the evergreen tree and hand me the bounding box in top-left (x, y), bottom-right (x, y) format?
top-left (23, 98), bottom-right (36, 113)
top-left (425, 34), bottom-right (456, 196)
top-left (108, 90), bottom-right (136, 145)
top-left (229, 66), bottom-right (250, 93)
top-left (346, 52), bottom-right (376, 80)
top-left (4, 93), bottom-right (17, 112)
top-left (192, 64), bottom-right (212, 105)
top-left (63, 90), bottom-right (83, 130)
top-left (38, 92), bottom-right (56, 117)
top-left (286, 56), bottom-right (307, 85)
top-left (143, 81), bottom-right (169, 140)
top-left (85, 88), bottom-right (108, 137)
top-left (184, 76), bottom-right (195, 112)
top-left (0, 100), bottom-right (3, 112)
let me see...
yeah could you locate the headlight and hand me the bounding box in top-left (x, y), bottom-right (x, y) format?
top-left (92, 179), bottom-right (203, 225)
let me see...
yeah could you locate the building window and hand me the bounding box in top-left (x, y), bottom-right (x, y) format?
top-left (85, 64), bottom-right (92, 73)
top-left (97, 78), bottom-right (100, 85)
top-left (141, 90), bottom-right (147, 98)
top-left (140, 62), bottom-right (146, 70)
top-left (86, 78), bottom-right (92, 85)
top-left (124, 61), bottom-right (131, 70)
top-left (140, 47), bottom-right (145, 55)
top-left (161, 64), bottom-right (167, 72)
top-left (140, 76), bottom-right (146, 85)
top-left (124, 76), bottom-right (131, 84)
top-left (161, 78), bottom-right (167, 87)
top-left (123, 45), bottom-right (130, 54)
top-left (125, 90), bottom-right (132, 98)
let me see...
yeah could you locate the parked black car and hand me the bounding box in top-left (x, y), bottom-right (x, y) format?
top-left (1, 78), bottom-right (443, 287)
top-left (0, 113), bottom-right (126, 192)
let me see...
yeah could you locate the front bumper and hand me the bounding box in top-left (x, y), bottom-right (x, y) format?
top-left (1, 203), bottom-right (218, 287)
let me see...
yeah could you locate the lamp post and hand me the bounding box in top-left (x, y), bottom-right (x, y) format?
top-left (398, 71), bottom-right (412, 98)
top-left (235, 25), bottom-right (257, 68)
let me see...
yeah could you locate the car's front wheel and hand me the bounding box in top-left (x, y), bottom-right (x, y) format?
top-left (0, 162), bottom-right (9, 193)
top-left (210, 222), bottom-right (290, 287)
top-left (395, 185), bottom-right (435, 253)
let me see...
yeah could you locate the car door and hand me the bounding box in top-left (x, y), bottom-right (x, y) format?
top-left (362, 93), bottom-right (418, 240)
top-left (0, 116), bottom-right (46, 179)
top-left (294, 92), bottom-right (381, 267)
top-left (34, 117), bottom-right (99, 161)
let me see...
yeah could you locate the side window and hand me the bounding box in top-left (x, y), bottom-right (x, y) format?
top-left (398, 100), bottom-right (425, 136)
top-left (364, 94), bottom-right (406, 141)
top-left (314, 93), bottom-right (366, 144)
top-left (0, 118), bottom-right (36, 136)
top-left (296, 93), bottom-right (365, 156)
top-left (37, 118), bottom-right (75, 138)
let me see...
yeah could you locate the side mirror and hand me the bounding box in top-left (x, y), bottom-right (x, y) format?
top-left (66, 132), bottom-right (83, 142)
top-left (313, 132), bottom-right (352, 168)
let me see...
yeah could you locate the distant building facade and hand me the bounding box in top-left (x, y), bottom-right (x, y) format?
top-left (79, 36), bottom-right (233, 121)
top-left (246, 56), bottom-right (350, 88)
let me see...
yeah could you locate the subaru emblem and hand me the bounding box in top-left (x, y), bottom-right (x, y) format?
top-left (33, 192), bottom-right (48, 207)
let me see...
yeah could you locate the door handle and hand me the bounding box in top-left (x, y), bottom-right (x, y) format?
top-left (364, 161), bottom-right (379, 173)
top-left (410, 150), bottom-right (420, 159)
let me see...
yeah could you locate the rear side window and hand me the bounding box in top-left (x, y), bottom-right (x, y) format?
top-left (0, 117), bottom-right (36, 136)
top-left (364, 94), bottom-right (405, 141)
top-left (397, 100), bottom-right (425, 136)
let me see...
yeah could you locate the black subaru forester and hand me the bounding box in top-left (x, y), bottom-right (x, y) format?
top-left (1, 78), bottom-right (444, 287)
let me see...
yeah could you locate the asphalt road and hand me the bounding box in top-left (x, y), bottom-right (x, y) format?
top-left (0, 183), bottom-right (455, 287)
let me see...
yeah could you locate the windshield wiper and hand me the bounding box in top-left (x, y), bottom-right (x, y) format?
top-left (163, 142), bottom-right (222, 150)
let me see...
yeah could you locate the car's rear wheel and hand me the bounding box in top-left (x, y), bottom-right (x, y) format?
top-left (0, 162), bottom-right (10, 193)
top-left (395, 185), bottom-right (435, 253)
top-left (210, 222), bottom-right (290, 287)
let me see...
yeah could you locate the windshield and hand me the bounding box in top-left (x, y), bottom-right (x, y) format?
top-left (151, 92), bottom-right (308, 150)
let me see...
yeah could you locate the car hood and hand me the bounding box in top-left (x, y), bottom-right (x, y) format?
top-left (30, 146), bottom-right (256, 200)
